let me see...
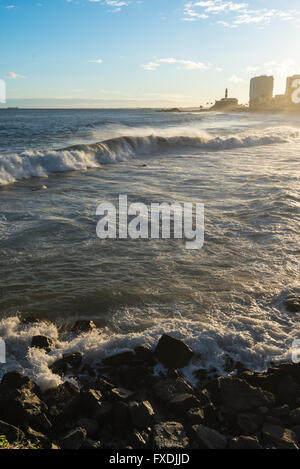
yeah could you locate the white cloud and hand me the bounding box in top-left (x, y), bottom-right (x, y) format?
top-left (88, 0), bottom-right (130, 12)
top-left (184, 1), bottom-right (300, 27)
top-left (5, 72), bottom-right (23, 79)
top-left (229, 74), bottom-right (243, 83)
top-left (88, 59), bottom-right (103, 64)
top-left (142, 58), bottom-right (209, 71)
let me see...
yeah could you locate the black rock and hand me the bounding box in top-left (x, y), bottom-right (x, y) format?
top-left (192, 424), bottom-right (227, 449)
top-left (128, 400), bottom-right (154, 429)
top-left (218, 377), bottom-right (275, 412)
top-left (31, 335), bottom-right (54, 352)
top-left (154, 334), bottom-right (193, 369)
top-left (153, 421), bottom-right (189, 449)
top-left (228, 436), bottom-right (262, 450)
top-left (237, 412), bottom-right (263, 435)
top-left (58, 427), bottom-right (87, 450)
top-left (0, 420), bottom-right (25, 444)
top-left (134, 346), bottom-right (156, 366)
top-left (102, 351), bottom-right (135, 367)
top-left (49, 352), bottom-right (83, 376)
top-left (71, 320), bottom-right (96, 334)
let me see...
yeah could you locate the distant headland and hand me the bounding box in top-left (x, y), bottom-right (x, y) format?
top-left (158, 74), bottom-right (300, 114)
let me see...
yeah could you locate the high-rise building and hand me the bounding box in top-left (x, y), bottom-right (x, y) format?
top-left (285, 75), bottom-right (300, 106)
top-left (249, 76), bottom-right (274, 108)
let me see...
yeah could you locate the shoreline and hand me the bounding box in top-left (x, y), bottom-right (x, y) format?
top-left (1, 318), bottom-right (300, 450)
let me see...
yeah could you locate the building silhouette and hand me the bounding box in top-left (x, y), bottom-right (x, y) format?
top-left (249, 76), bottom-right (274, 109)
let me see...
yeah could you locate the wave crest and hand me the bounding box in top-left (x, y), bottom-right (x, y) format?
top-left (0, 126), bottom-right (299, 186)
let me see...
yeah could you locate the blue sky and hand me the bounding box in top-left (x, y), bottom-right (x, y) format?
top-left (1, 0), bottom-right (300, 107)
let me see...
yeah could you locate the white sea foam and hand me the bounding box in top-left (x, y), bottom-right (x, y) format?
top-left (0, 291), bottom-right (299, 390)
top-left (0, 126), bottom-right (299, 186)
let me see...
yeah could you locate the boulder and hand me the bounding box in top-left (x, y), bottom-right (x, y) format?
top-left (153, 422), bottom-right (189, 449)
top-left (168, 393), bottom-right (201, 414)
top-left (228, 436), bottom-right (262, 450)
top-left (31, 335), bottom-right (54, 352)
top-left (102, 351), bottom-right (135, 367)
top-left (262, 423), bottom-right (299, 449)
top-left (80, 389), bottom-right (102, 416)
top-left (110, 387), bottom-right (135, 402)
top-left (58, 427), bottom-right (87, 450)
top-left (0, 371), bottom-right (40, 395)
top-left (186, 408), bottom-right (205, 425)
top-left (42, 381), bottom-right (80, 414)
top-left (49, 352), bottom-right (83, 376)
top-left (0, 420), bottom-right (25, 443)
top-left (154, 335), bottom-right (193, 369)
top-left (153, 377), bottom-right (194, 403)
top-left (71, 320), bottom-right (96, 334)
top-left (0, 383), bottom-right (48, 428)
top-left (237, 413), bottom-right (263, 435)
top-left (269, 404), bottom-right (290, 419)
top-left (285, 407), bottom-right (300, 426)
top-left (192, 424), bottom-right (227, 449)
top-left (113, 401), bottom-right (129, 429)
top-left (129, 401), bottom-right (154, 429)
top-left (134, 346), bottom-right (156, 366)
top-left (218, 378), bottom-right (275, 412)
top-left (76, 418), bottom-right (99, 437)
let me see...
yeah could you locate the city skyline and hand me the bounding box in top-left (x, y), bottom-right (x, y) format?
top-left (1, 0), bottom-right (300, 107)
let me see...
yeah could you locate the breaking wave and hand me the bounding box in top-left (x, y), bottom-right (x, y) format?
top-left (0, 126), bottom-right (299, 186)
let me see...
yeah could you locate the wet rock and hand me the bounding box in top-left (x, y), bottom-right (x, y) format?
top-left (76, 418), bottom-right (99, 437)
top-left (269, 404), bottom-right (290, 419)
top-left (154, 334), bottom-right (193, 369)
top-left (80, 389), bottom-right (103, 416)
top-left (186, 408), bottom-right (205, 425)
top-left (262, 423), bottom-right (299, 449)
top-left (102, 351), bottom-right (135, 367)
top-left (285, 407), bottom-right (300, 426)
top-left (153, 421), bottom-right (189, 449)
top-left (81, 439), bottom-right (102, 450)
top-left (237, 413), bottom-right (263, 435)
top-left (0, 377), bottom-right (48, 427)
top-left (130, 430), bottom-right (148, 448)
top-left (134, 346), bottom-right (156, 366)
top-left (192, 424), bottom-right (227, 449)
top-left (168, 393), bottom-right (201, 414)
top-left (286, 292), bottom-right (300, 313)
top-left (228, 436), bottom-right (262, 450)
top-left (31, 335), bottom-right (54, 352)
top-left (59, 427), bottom-right (87, 450)
top-left (0, 371), bottom-right (40, 395)
top-left (71, 320), bottom-right (96, 335)
top-left (95, 402), bottom-right (112, 423)
top-left (113, 402), bottom-right (129, 429)
top-left (218, 377), bottom-right (275, 412)
top-left (110, 387), bottom-right (135, 402)
top-left (26, 427), bottom-right (50, 448)
top-left (119, 364), bottom-right (153, 390)
top-left (42, 381), bottom-right (80, 414)
top-left (50, 352), bottom-right (83, 376)
top-left (129, 401), bottom-right (154, 429)
top-left (0, 420), bottom-right (25, 443)
top-left (153, 377), bottom-right (194, 403)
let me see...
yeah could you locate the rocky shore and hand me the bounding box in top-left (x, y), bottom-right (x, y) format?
top-left (1, 307), bottom-right (300, 450)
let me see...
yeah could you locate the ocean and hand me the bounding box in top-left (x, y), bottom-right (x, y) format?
top-left (0, 108), bottom-right (299, 390)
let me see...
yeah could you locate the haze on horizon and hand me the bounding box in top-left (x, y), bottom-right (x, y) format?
top-left (1, 0), bottom-right (300, 108)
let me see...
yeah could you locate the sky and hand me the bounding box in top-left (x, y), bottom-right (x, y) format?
top-left (1, 0), bottom-right (300, 107)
